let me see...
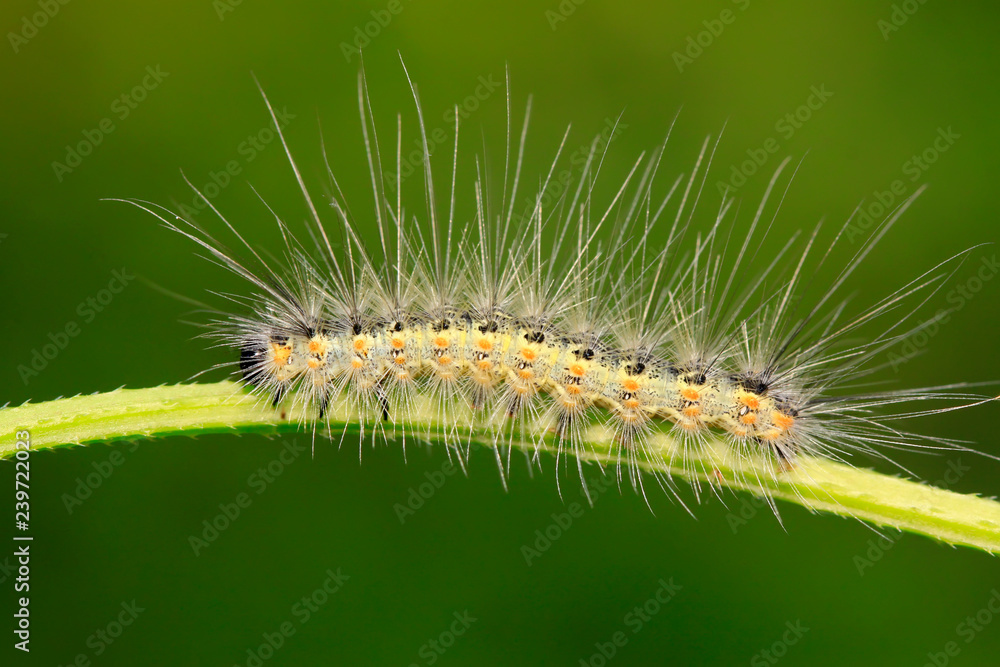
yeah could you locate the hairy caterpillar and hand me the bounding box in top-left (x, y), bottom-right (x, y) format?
top-left (116, 64), bottom-right (995, 512)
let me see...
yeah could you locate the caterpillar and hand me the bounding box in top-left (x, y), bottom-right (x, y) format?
top-left (116, 65), bottom-right (994, 510)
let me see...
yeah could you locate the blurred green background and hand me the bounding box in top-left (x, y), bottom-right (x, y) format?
top-left (3, 0), bottom-right (1000, 664)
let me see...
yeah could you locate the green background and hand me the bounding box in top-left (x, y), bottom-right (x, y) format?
top-left (3, 0), bottom-right (1000, 664)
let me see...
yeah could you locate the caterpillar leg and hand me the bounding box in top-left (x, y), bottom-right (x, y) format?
top-left (271, 384), bottom-right (288, 408)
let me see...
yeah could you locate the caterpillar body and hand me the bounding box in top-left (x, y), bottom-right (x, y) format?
top-left (121, 66), bottom-right (992, 507)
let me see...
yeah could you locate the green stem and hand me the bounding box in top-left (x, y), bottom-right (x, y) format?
top-left (3, 381), bottom-right (999, 554)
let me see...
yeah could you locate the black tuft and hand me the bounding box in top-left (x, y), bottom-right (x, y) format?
top-left (733, 375), bottom-right (769, 395)
top-left (239, 341), bottom-right (268, 386)
top-left (625, 361), bottom-right (646, 376)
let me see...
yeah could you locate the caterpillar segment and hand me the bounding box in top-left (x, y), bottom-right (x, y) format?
top-left (237, 312), bottom-right (804, 460)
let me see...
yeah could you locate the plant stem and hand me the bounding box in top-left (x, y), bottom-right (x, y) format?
top-left (3, 381), bottom-right (999, 554)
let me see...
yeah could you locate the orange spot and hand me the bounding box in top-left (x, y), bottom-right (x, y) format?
top-left (739, 413), bottom-right (757, 426)
top-left (624, 399), bottom-right (640, 409)
top-left (477, 360), bottom-right (492, 371)
top-left (681, 387), bottom-right (700, 401)
top-left (308, 340), bottom-right (324, 353)
top-left (394, 356), bottom-right (406, 365)
top-left (521, 347), bottom-right (537, 361)
top-left (566, 385), bottom-right (582, 395)
top-left (391, 338), bottom-right (405, 349)
top-left (353, 338), bottom-right (366, 352)
top-left (434, 336), bottom-right (449, 348)
top-left (683, 406), bottom-right (700, 418)
top-left (438, 355), bottom-right (452, 365)
top-left (569, 363), bottom-right (585, 377)
top-left (476, 338), bottom-right (493, 351)
top-left (518, 369), bottom-right (533, 380)
top-left (740, 394), bottom-right (760, 410)
top-left (270, 344), bottom-right (291, 367)
top-left (397, 372), bottom-right (409, 381)
top-left (622, 379), bottom-right (640, 392)
top-left (307, 358), bottom-right (320, 370)
top-left (350, 358), bottom-right (364, 369)
top-left (772, 412), bottom-right (795, 430)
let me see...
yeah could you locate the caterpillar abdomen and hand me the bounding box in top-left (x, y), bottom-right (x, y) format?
top-left (240, 308), bottom-right (798, 454)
